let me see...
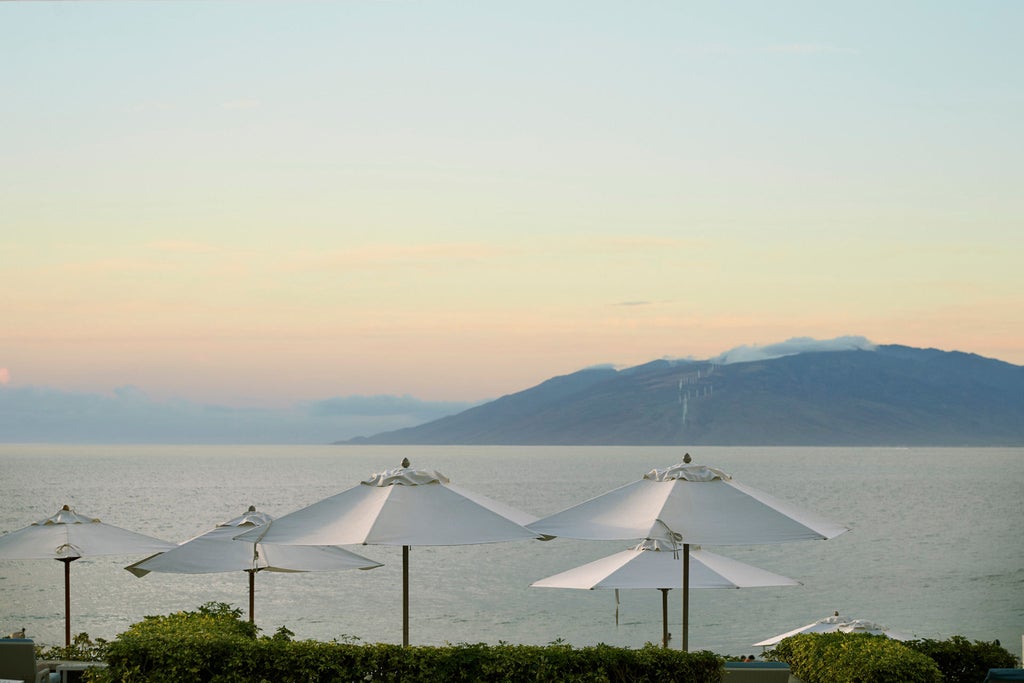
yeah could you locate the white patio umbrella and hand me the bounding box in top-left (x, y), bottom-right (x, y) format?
top-left (532, 538), bottom-right (799, 648)
top-left (125, 506), bottom-right (382, 623)
top-left (0, 505), bottom-right (174, 646)
top-left (528, 454), bottom-right (848, 651)
top-left (753, 611), bottom-right (912, 648)
top-left (235, 459), bottom-right (541, 646)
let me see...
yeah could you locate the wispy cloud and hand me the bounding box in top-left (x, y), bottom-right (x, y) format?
top-left (591, 236), bottom-right (701, 251)
top-left (764, 43), bottom-right (858, 55)
top-left (283, 243), bottom-right (506, 272)
top-left (56, 257), bottom-right (177, 275)
top-left (220, 99), bottom-right (261, 110)
top-left (302, 394), bottom-right (476, 419)
top-left (712, 335), bottom-right (876, 364)
top-left (145, 240), bottom-right (223, 254)
top-left (682, 42), bottom-right (859, 57)
top-left (610, 300), bottom-right (673, 308)
top-left (127, 100), bottom-right (176, 114)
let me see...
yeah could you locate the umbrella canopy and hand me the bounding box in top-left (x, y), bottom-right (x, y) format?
top-left (532, 539), bottom-right (799, 647)
top-left (532, 539), bottom-right (799, 591)
top-left (236, 460), bottom-right (540, 645)
top-left (0, 505), bottom-right (174, 645)
top-left (125, 506), bottom-right (382, 622)
top-left (528, 460), bottom-right (848, 545)
top-left (753, 611), bottom-right (912, 647)
top-left (528, 455), bottom-right (848, 651)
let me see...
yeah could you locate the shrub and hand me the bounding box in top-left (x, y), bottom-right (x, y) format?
top-left (36, 631), bottom-right (109, 663)
top-left (767, 632), bottom-right (943, 683)
top-left (97, 604), bottom-right (724, 682)
top-left (100, 602), bottom-right (258, 682)
top-left (117, 602), bottom-right (258, 640)
top-left (904, 635), bottom-right (1018, 683)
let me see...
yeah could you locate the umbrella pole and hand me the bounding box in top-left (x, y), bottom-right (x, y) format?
top-left (402, 545), bottom-right (410, 647)
top-left (247, 569), bottom-right (256, 624)
top-left (660, 588), bottom-right (670, 649)
top-left (682, 543), bottom-right (689, 652)
top-left (58, 557), bottom-right (76, 647)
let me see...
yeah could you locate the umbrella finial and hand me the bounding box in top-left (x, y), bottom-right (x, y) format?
top-left (401, 457), bottom-right (410, 468)
top-left (62, 504), bottom-right (70, 511)
top-left (683, 453), bottom-right (692, 464)
top-left (248, 505), bottom-right (256, 512)
top-left (834, 610), bottom-right (840, 616)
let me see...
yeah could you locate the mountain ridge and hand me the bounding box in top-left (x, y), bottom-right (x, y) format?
top-left (341, 344), bottom-right (1024, 446)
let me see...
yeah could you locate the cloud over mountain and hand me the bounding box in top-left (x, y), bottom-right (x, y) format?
top-left (711, 336), bottom-right (876, 365)
top-left (0, 385), bottom-right (475, 444)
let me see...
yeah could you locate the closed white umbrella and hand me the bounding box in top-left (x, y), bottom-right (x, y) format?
top-left (753, 611), bottom-right (912, 647)
top-left (236, 459), bottom-right (540, 645)
top-left (0, 505), bottom-right (174, 646)
top-left (532, 538), bottom-right (799, 647)
top-left (126, 506), bottom-right (382, 623)
top-left (528, 454), bottom-right (848, 650)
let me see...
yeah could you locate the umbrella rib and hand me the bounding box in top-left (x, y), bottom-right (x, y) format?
top-left (361, 486), bottom-right (400, 545)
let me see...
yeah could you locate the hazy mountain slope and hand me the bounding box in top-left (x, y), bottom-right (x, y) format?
top-left (343, 345), bottom-right (1024, 446)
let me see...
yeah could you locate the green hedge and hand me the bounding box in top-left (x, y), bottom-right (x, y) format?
top-left (87, 604), bottom-right (723, 683)
top-left (768, 632), bottom-right (943, 683)
top-left (67, 603), bottom-right (1021, 683)
top-left (102, 638), bottom-right (723, 682)
top-left (904, 635), bottom-right (1018, 683)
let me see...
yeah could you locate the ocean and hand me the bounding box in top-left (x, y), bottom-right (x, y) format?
top-left (0, 445), bottom-right (1021, 660)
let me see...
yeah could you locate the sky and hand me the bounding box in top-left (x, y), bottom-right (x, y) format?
top-left (1, 2), bottom-right (1022, 441)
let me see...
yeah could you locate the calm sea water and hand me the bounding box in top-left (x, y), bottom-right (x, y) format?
top-left (0, 445), bottom-right (1021, 659)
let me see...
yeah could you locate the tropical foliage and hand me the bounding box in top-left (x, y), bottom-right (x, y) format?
top-left (36, 631), bottom-right (108, 663)
top-left (904, 635), bottom-right (1018, 683)
top-left (767, 632), bottom-right (943, 683)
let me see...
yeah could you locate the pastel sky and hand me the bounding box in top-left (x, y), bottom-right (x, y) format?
top-left (2, 1), bottom-right (1022, 411)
